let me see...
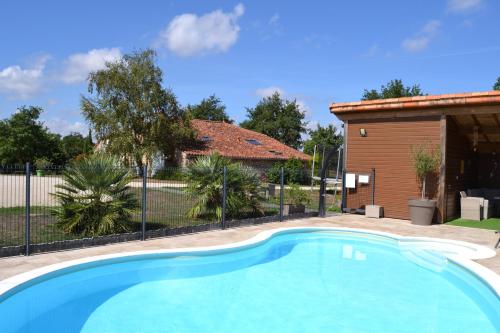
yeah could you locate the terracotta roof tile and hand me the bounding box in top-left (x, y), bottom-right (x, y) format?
top-left (182, 120), bottom-right (311, 161)
top-left (329, 90), bottom-right (500, 114)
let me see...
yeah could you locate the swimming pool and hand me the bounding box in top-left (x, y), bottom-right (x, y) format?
top-left (0, 228), bottom-right (499, 332)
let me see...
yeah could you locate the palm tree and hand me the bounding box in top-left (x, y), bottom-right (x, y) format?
top-left (51, 154), bottom-right (139, 236)
top-left (185, 153), bottom-right (263, 220)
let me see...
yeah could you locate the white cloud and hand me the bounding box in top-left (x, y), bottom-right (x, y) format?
top-left (402, 36), bottom-right (431, 52)
top-left (298, 34), bottom-right (333, 49)
top-left (447, 0), bottom-right (482, 13)
top-left (462, 19), bottom-right (473, 27)
top-left (364, 44), bottom-right (379, 57)
top-left (61, 48), bottom-right (122, 84)
top-left (44, 118), bottom-right (88, 136)
top-left (255, 86), bottom-right (285, 98)
top-left (421, 20), bottom-right (441, 35)
top-left (269, 14), bottom-right (280, 25)
top-left (295, 100), bottom-right (311, 116)
top-left (157, 4), bottom-right (245, 57)
top-left (265, 13), bottom-right (284, 39)
top-left (306, 120), bottom-right (319, 131)
top-left (0, 55), bottom-right (50, 99)
top-left (402, 20), bottom-right (441, 52)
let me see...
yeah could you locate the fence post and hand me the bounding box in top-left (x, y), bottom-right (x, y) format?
top-left (25, 162), bottom-right (31, 256)
top-left (222, 166), bottom-right (227, 229)
top-left (141, 165), bottom-right (147, 241)
top-left (371, 168), bottom-right (376, 205)
top-left (318, 172), bottom-right (326, 218)
top-left (341, 170), bottom-right (347, 213)
top-left (279, 167), bottom-right (284, 221)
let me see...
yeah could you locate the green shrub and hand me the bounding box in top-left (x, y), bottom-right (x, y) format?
top-left (327, 205), bottom-right (341, 213)
top-left (266, 165), bottom-right (281, 184)
top-left (185, 152), bottom-right (263, 220)
top-left (285, 183), bottom-right (311, 206)
top-left (266, 158), bottom-right (309, 184)
top-left (34, 157), bottom-right (51, 170)
top-left (153, 168), bottom-right (185, 181)
top-left (51, 154), bottom-right (139, 236)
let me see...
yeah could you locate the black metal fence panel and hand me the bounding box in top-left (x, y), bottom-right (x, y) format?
top-left (0, 166), bottom-right (25, 250)
top-left (0, 163), bottom-right (328, 257)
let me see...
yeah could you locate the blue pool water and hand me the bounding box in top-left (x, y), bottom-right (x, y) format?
top-left (0, 230), bottom-right (499, 332)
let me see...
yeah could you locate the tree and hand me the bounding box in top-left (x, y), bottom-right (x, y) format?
top-left (84, 129), bottom-right (94, 155)
top-left (266, 158), bottom-right (309, 185)
top-left (240, 92), bottom-right (307, 149)
top-left (61, 132), bottom-right (92, 162)
top-left (494, 77), bottom-right (500, 90)
top-left (0, 106), bottom-right (63, 165)
top-left (185, 95), bottom-right (232, 122)
top-left (81, 49), bottom-right (193, 169)
top-left (185, 153), bottom-right (262, 220)
top-left (362, 79), bottom-right (424, 100)
top-left (303, 124), bottom-right (343, 155)
top-left (410, 143), bottom-right (440, 199)
top-left (51, 154), bottom-right (139, 236)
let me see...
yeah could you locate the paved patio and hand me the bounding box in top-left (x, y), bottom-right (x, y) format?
top-left (0, 214), bottom-right (499, 281)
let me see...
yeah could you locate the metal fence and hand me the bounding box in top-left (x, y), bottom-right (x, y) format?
top-left (0, 163), bottom-right (332, 257)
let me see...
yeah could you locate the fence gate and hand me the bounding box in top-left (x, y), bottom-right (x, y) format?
top-left (341, 169), bottom-right (375, 214)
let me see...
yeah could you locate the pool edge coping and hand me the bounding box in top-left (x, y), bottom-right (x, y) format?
top-left (0, 227), bottom-right (498, 298)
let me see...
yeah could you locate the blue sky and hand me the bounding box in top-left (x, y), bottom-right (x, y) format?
top-left (0, 0), bottom-right (499, 135)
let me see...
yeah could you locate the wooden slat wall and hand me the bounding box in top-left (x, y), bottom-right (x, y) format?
top-left (346, 117), bottom-right (441, 220)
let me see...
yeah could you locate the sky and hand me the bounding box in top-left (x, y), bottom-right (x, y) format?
top-left (0, 0), bottom-right (499, 136)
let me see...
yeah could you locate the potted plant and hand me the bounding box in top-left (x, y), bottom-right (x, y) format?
top-left (34, 158), bottom-right (51, 177)
top-left (283, 183), bottom-right (311, 215)
top-left (408, 143), bottom-right (440, 225)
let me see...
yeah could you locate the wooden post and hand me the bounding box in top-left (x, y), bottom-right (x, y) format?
top-left (437, 115), bottom-right (447, 223)
top-left (343, 121), bottom-right (348, 172)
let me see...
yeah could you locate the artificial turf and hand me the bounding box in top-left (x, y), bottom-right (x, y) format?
top-left (446, 218), bottom-right (500, 231)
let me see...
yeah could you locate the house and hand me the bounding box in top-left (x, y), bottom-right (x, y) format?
top-left (178, 119), bottom-right (311, 170)
top-left (330, 91), bottom-right (500, 223)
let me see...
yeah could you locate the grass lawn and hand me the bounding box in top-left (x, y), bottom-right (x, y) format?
top-left (446, 218), bottom-right (500, 231)
top-left (1, 185), bottom-right (311, 247)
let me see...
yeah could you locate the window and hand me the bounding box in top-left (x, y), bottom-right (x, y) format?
top-left (245, 139), bottom-right (262, 145)
top-left (200, 136), bottom-right (212, 142)
top-left (269, 150), bottom-right (282, 156)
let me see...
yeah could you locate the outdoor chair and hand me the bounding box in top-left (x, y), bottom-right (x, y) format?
top-left (496, 231), bottom-right (500, 249)
top-left (460, 191), bottom-right (492, 221)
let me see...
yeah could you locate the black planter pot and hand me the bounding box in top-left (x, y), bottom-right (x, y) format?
top-left (408, 199), bottom-right (436, 225)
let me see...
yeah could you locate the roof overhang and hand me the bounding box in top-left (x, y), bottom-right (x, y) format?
top-left (330, 91), bottom-right (500, 121)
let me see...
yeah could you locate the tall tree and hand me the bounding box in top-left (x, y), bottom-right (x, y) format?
top-left (81, 49), bottom-right (193, 168)
top-left (61, 132), bottom-right (91, 162)
top-left (185, 95), bottom-right (232, 122)
top-left (303, 124), bottom-right (343, 155)
top-left (240, 92), bottom-right (307, 149)
top-left (83, 129), bottom-right (94, 154)
top-left (494, 77), bottom-right (500, 90)
top-left (362, 79), bottom-right (424, 100)
top-left (0, 106), bottom-right (62, 165)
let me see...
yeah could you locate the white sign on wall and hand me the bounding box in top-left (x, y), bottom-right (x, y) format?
top-left (358, 175), bottom-right (370, 184)
top-left (345, 173), bottom-right (356, 188)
